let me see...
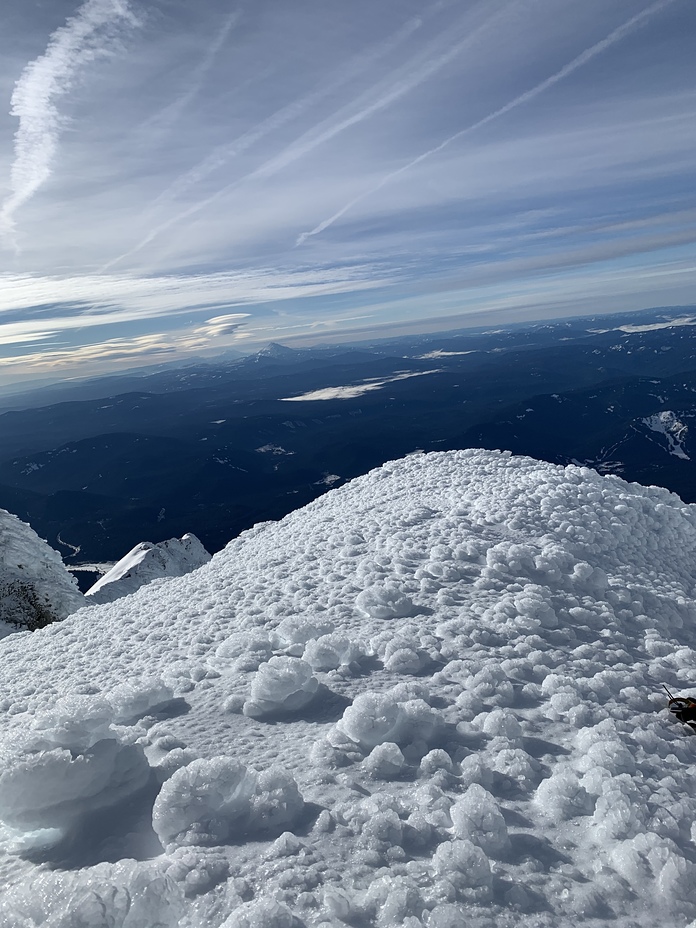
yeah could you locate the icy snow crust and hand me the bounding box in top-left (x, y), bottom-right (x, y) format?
top-left (1, 449), bottom-right (696, 926)
top-left (0, 507), bottom-right (84, 635)
top-left (85, 533), bottom-right (211, 604)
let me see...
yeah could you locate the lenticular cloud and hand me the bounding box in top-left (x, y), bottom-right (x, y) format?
top-left (0, 0), bottom-right (138, 244)
top-left (1, 449), bottom-right (696, 926)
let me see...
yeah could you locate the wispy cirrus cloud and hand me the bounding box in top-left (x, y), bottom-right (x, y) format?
top-left (141, 9), bottom-right (241, 137)
top-left (297, 0), bottom-right (679, 244)
top-left (0, 263), bottom-right (394, 318)
top-left (0, 0), bottom-right (138, 247)
top-left (102, 0), bottom-right (514, 270)
top-left (0, 331), bottom-right (205, 374)
top-left (144, 9), bottom-right (427, 211)
top-left (0, 0), bottom-right (693, 388)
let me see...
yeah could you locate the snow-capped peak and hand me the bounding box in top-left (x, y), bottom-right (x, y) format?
top-left (85, 533), bottom-right (211, 604)
top-left (255, 342), bottom-right (299, 359)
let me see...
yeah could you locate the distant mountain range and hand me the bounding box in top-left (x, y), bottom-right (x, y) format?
top-left (0, 306), bottom-right (694, 563)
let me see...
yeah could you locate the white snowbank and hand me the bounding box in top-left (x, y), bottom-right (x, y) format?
top-left (0, 507), bottom-right (84, 634)
top-left (0, 695), bottom-right (150, 840)
top-left (0, 449), bottom-right (696, 927)
top-left (85, 533), bottom-right (210, 604)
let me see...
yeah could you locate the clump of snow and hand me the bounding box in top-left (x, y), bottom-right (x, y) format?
top-left (243, 656), bottom-right (319, 718)
top-left (152, 756), bottom-right (304, 849)
top-left (107, 677), bottom-right (176, 723)
top-left (2, 449), bottom-right (696, 926)
top-left (221, 898), bottom-right (304, 928)
top-left (0, 695), bottom-right (150, 843)
top-left (274, 615), bottom-right (334, 650)
top-left (0, 507), bottom-right (83, 633)
top-left (450, 783), bottom-right (510, 857)
top-left (0, 860), bottom-right (185, 927)
top-left (85, 533), bottom-right (211, 604)
top-left (363, 742), bottom-right (405, 779)
top-left (303, 633), bottom-right (360, 671)
top-left (330, 689), bottom-right (440, 756)
top-left (356, 583), bottom-right (416, 619)
top-left (432, 838), bottom-right (492, 901)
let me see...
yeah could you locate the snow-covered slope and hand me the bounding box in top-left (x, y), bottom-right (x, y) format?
top-left (85, 533), bottom-right (211, 604)
top-left (0, 507), bottom-right (84, 636)
top-left (1, 449), bottom-right (696, 927)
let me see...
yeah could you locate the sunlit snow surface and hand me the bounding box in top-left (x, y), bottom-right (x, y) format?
top-left (1, 449), bottom-right (696, 927)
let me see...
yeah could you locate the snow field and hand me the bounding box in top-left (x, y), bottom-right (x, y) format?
top-left (1, 449), bottom-right (696, 926)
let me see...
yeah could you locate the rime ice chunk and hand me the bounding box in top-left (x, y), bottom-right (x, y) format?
top-left (0, 861), bottom-right (185, 927)
top-left (363, 742), bottom-right (405, 779)
top-left (0, 696), bottom-right (150, 836)
top-left (303, 633), bottom-right (359, 671)
top-left (336, 693), bottom-right (406, 751)
top-left (221, 899), bottom-right (305, 928)
top-left (535, 769), bottom-right (595, 822)
top-left (152, 757), bottom-right (255, 848)
top-left (152, 756), bottom-right (303, 849)
top-left (334, 689), bottom-right (442, 756)
top-left (243, 656), bottom-right (319, 718)
top-left (107, 677), bottom-right (175, 722)
top-left (432, 838), bottom-right (492, 899)
top-left (355, 583), bottom-right (415, 619)
top-left (450, 784), bottom-right (510, 857)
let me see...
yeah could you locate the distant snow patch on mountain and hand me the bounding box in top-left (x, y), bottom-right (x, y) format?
top-left (85, 534), bottom-right (211, 604)
top-left (282, 369), bottom-right (440, 401)
top-left (590, 315), bottom-right (696, 334)
top-left (256, 443), bottom-right (294, 455)
top-left (416, 349), bottom-right (477, 359)
top-left (642, 410), bottom-right (690, 459)
top-left (0, 508), bottom-right (84, 635)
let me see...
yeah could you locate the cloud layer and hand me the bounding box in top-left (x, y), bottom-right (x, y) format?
top-left (0, 0), bottom-right (694, 385)
top-left (1, 0), bottom-right (138, 246)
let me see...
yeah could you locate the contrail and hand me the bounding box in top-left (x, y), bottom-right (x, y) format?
top-left (101, 1), bottom-right (513, 271)
top-left (142, 10), bottom-right (242, 136)
top-left (297, 0), bottom-right (678, 246)
top-left (148, 11), bottom-right (427, 208)
top-left (100, 12), bottom-right (428, 271)
top-left (0, 0), bottom-right (138, 248)
top-left (239, 0), bottom-right (514, 182)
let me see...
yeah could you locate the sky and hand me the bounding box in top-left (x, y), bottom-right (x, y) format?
top-left (0, 0), bottom-right (694, 389)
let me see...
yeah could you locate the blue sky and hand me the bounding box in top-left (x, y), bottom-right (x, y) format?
top-left (0, 0), bottom-right (694, 388)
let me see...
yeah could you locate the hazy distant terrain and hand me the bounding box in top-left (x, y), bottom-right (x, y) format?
top-left (0, 307), bottom-right (694, 563)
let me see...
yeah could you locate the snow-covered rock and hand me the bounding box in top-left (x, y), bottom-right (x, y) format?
top-left (0, 507), bottom-right (84, 635)
top-left (85, 533), bottom-right (210, 604)
top-left (1, 449), bottom-right (696, 927)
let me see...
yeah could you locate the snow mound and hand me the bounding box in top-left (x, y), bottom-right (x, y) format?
top-left (85, 533), bottom-right (210, 604)
top-left (243, 656), bottom-right (319, 718)
top-left (153, 756), bottom-right (304, 850)
top-left (1, 449), bottom-right (696, 927)
top-left (0, 695), bottom-right (151, 844)
top-left (0, 507), bottom-right (84, 634)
